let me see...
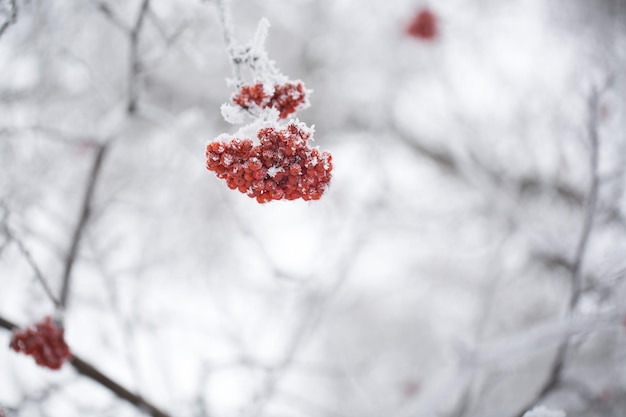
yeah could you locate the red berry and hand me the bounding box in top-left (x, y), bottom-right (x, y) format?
top-left (10, 317), bottom-right (71, 370)
top-left (205, 123), bottom-right (332, 203)
top-left (232, 81), bottom-right (308, 119)
top-left (406, 8), bottom-right (438, 40)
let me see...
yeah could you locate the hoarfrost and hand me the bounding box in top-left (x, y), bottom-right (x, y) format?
top-left (267, 166), bottom-right (284, 177)
top-left (221, 103), bottom-right (247, 124)
top-left (523, 406), bottom-right (566, 417)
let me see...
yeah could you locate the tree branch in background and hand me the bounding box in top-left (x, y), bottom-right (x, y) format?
top-left (0, 0), bottom-right (17, 39)
top-left (389, 122), bottom-right (585, 206)
top-left (127, 0), bottom-right (150, 114)
top-left (2, 225), bottom-right (61, 308)
top-left (59, 144), bottom-right (108, 311)
top-left (95, 0), bottom-right (150, 114)
top-left (0, 316), bottom-right (172, 417)
top-left (95, 2), bottom-right (130, 35)
top-left (513, 86), bottom-right (604, 417)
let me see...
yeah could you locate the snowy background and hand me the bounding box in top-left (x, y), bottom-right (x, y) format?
top-left (1, 0), bottom-right (626, 416)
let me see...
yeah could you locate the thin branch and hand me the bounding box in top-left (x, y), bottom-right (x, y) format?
top-left (95, 2), bottom-right (131, 34)
top-left (389, 122), bottom-right (585, 206)
top-left (59, 144), bottom-right (108, 311)
top-left (0, 0), bottom-right (17, 39)
top-left (569, 88), bottom-right (601, 308)
top-left (70, 356), bottom-right (171, 417)
top-left (0, 316), bottom-right (172, 417)
top-left (3, 225), bottom-right (61, 308)
top-left (127, 0), bottom-right (151, 114)
top-left (512, 86), bottom-right (604, 417)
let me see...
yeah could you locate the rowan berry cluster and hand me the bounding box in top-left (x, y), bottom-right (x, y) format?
top-left (9, 316), bottom-right (71, 370)
top-left (232, 81), bottom-right (307, 119)
top-left (206, 123), bottom-right (332, 203)
top-left (208, 18), bottom-right (332, 202)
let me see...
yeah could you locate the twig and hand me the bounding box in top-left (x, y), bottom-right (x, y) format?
top-left (512, 86), bottom-right (604, 417)
top-left (569, 88), bottom-right (601, 308)
top-left (127, 0), bottom-right (150, 114)
top-left (0, 0), bottom-right (17, 39)
top-left (59, 144), bottom-right (108, 311)
top-left (389, 122), bottom-right (585, 206)
top-left (95, 2), bottom-right (130, 34)
top-left (0, 315), bottom-right (172, 417)
top-left (3, 225), bottom-right (61, 308)
top-left (214, 0), bottom-right (242, 85)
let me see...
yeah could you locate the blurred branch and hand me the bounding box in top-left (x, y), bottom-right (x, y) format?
top-left (0, 315), bottom-right (172, 417)
top-left (95, 2), bottom-right (130, 34)
top-left (59, 144), bottom-right (108, 311)
top-left (512, 85), bottom-right (605, 417)
top-left (95, 0), bottom-right (150, 114)
top-left (243, 319), bottom-right (312, 417)
top-left (569, 88), bottom-right (602, 308)
top-left (146, 9), bottom-right (188, 47)
top-left (390, 124), bottom-right (459, 175)
top-left (0, 0), bottom-right (17, 39)
top-left (3, 224), bottom-right (61, 308)
top-left (128, 0), bottom-right (150, 114)
top-left (0, 125), bottom-right (100, 147)
top-left (560, 379), bottom-right (619, 417)
top-left (390, 122), bottom-right (585, 206)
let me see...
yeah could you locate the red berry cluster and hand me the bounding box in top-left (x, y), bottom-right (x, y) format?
top-left (406, 9), bottom-right (438, 40)
top-left (206, 123), bottom-right (332, 203)
top-left (232, 81), bottom-right (307, 119)
top-left (9, 317), bottom-right (71, 370)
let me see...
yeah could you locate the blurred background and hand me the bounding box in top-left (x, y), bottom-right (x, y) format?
top-left (1, 0), bottom-right (626, 416)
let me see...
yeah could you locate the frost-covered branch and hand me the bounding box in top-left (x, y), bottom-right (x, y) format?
top-left (215, 0), bottom-right (242, 85)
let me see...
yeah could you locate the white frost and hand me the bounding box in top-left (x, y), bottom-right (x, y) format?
top-left (267, 166), bottom-right (284, 177)
top-left (221, 103), bottom-right (248, 124)
top-left (523, 406), bottom-right (566, 417)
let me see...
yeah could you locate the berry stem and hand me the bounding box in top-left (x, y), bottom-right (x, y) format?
top-left (215, 0), bottom-right (243, 86)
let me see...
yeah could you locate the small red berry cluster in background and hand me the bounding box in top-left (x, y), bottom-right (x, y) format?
top-left (206, 123), bottom-right (332, 203)
top-left (232, 81), bottom-right (307, 119)
top-left (9, 316), bottom-right (71, 370)
top-left (406, 8), bottom-right (438, 40)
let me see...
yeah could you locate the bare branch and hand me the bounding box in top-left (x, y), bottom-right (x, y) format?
top-left (0, 0), bottom-right (17, 39)
top-left (569, 88), bottom-right (601, 308)
top-left (127, 0), bottom-right (151, 114)
top-left (3, 225), bottom-right (61, 308)
top-left (512, 85), bottom-right (605, 417)
top-left (59, 144), bottom-right (108, 311)
top-left (0, 316), bottom-right (172, 417)
top-left (95, 2), bottom-right (131, 34)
